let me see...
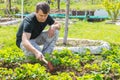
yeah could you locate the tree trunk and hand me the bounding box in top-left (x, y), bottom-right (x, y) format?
top-left (5, 0), bottom-right (11, 11)
top-left (6, 0), bottom-right (11, 11)
top-left (91, 0), bottom-right (94, 4)
top-left (57, 0), bottom-right (60, 11)
top-left (63, 0), bottom-right (70, 45)
top-left (8, 0), bottom-right (11, 11)
top-left (5, 0), bottom-right (11, 17)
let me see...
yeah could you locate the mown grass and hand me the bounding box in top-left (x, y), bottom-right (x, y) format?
top-left (0, 25), bottom-right (18, 48)
top-left (59, 21), bottom-right (120, 45)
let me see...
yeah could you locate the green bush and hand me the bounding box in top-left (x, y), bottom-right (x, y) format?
top-left (103, 0), bottom-right (120, 21)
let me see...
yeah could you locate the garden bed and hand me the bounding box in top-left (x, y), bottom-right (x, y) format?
top-left (1, 46), bottom-right (120, 80)
top-left (0, 18), bottom-right (20, 26)
top-left (54, 38), bottom-right (110, 54)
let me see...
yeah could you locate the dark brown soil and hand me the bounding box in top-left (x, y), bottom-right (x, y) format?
top-left (0, 62), bottom-right (20, 69)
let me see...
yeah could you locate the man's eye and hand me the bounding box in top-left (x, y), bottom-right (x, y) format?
top-left (39, 15), bottom-right (47, 17)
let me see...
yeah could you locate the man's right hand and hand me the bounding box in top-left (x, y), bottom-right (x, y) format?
top-left (35, 52), bottom-right (44, 61)
top-left (22, 32), bottom-right (44, 61)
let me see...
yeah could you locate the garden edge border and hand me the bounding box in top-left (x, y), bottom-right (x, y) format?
top-left (54, 38), bottom-right (111, 54)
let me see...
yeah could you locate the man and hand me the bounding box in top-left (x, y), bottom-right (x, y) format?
top-left (16, 2), bottom-right (61, 61)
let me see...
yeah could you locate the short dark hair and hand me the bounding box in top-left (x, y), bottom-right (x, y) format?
top-left (36, 2), bottom-right (50, 14)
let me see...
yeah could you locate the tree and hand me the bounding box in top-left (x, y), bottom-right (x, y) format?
top-left (5, 0), bottom-right (11, 17)
top-left (5, 0), bottom-right (11, 11)
top-left (91, 0), bottom-right (94, 4)
top-left (103, 0), bottom-right (120, 22)
top-left (57, 0), bottom-right (60, 11)
top-left (63, 0), bottom-right (70, 44)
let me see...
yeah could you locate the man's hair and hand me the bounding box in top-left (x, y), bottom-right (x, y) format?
top-left (36, 2), bottom-right (50, 14)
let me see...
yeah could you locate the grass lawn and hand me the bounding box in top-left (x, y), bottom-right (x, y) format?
top-left (60, 21), bottom-right (120, 45)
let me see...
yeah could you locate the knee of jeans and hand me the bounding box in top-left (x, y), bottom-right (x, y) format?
top-left (54, 30), bottom-right (59, 36)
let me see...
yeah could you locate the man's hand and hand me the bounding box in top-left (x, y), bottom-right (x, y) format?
top-left (35, 52), bottom-right (44, 61)
top-left (48, 22), bottom-right (61, 38)
top-left (53, 22), bottom-right (61, 30)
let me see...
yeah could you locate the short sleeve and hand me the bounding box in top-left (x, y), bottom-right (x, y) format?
top-left (47, 15), bottom-right (55, 26)
top-left (23, 19), bottom-right (33, 33)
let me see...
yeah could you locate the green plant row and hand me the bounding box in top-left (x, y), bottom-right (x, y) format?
top-left (0, 46), bottom-right (25, 63)
top-left (1, 46), bottom-right (120, 79)
top-left (0, 63), bottom-right (106, 80)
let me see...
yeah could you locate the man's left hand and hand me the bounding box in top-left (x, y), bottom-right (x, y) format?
top-left (48, 22), bottom-right (61, 38)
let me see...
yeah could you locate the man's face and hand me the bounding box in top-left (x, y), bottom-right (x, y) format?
top-left (36, 10), bottom-right (49, 22)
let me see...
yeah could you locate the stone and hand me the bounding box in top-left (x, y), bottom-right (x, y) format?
top-left (54, 38), bottom-right (110, 54)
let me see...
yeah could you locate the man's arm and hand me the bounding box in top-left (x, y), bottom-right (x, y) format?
top-left (22, 32), bottom-right (44, 60)
top-left (48, 21), bottom-right (61, 38)
top-left (53, 21), bottom-right (61, 30)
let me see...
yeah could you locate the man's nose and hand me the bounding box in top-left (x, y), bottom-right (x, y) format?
top-left (42, 16), bottom-right (46, 19)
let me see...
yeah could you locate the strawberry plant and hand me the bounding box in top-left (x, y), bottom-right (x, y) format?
top-left (100, 61), bottom-right (111, 74)
top-left (79, 50), bottom-right (95, 65)
top-left (84, 63), bottom-right (100, 72)
top-left (0, 68), bottom-right (14, 80)
top-left (0, 63), bottom-right (50, 80)
top-left (0, 46), bottom-right (25, 63)
top-left (93, 74), bottom-right (103, 80)
top-left (49, 72), bottom-right (77, 80)
top-left (46, 49), bottom-right (81, 71)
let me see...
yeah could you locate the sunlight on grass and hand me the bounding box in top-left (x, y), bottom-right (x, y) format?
top-left (0, 25), bottom-right (18, 48)
top-left (60, 21), bottom-right (120, 45)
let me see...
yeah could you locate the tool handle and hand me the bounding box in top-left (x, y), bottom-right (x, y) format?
top-left (42, 58), bottom-right (48, 64)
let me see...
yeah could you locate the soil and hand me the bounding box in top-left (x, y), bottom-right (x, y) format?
top-left (0, 60), bottom-right (118, 80)
top-left (50, 9), bottom-right (66, 14)
top-left (44, 63), bottom-right (83, 76)
top-left (0, 18), bottom-right (14, 22)
top-left (0, 62), bottom-right (20, 69)
top-left (56, 39), bottom-right (101, 47)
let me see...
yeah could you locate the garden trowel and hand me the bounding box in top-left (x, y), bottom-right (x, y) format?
top-left (42, 58), bottom-right (54, 72)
